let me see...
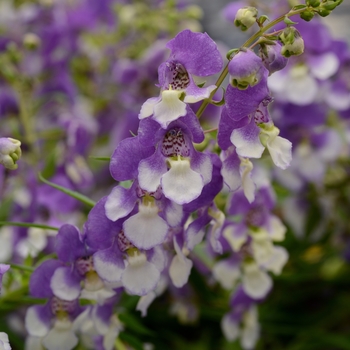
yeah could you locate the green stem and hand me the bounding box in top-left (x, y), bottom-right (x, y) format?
top-left (195, 7), bottom-right (307, 119)
top-left (0, 221), bottom-right (59, 231)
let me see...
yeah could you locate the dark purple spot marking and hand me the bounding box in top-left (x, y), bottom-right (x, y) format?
top-left (162, 128), bottom-right (190, 157)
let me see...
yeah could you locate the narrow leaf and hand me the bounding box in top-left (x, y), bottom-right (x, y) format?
top-left (118, 313), bottom-right (155, 336)
top-left (284, 16), bottom-right (298, 25)
top-left (0, 221), bottom-right (59, 231)
top-left (38, 173), bottom-right (96, 208)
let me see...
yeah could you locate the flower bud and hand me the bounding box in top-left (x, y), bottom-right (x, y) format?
top-left (228, 49), bottom-right (267, 89)
top-left (300, 10), bottom-right (314, 22)
top-left (322, 0), bottom-right (342, 11)
top-left (234, 7), bottom-right (258, 31)
top-left (316, 8), bottom-right (330, 17)
top-left (0, 138), bottom-right (22, 170)
top-left (279, 27), bottom-right (304, 58)
top-left (23, 33), bottom-right (41, 50)
top-left (260, 42), bottom-right (288, 75)
top-left (306, 0), bottom-right (321, 7)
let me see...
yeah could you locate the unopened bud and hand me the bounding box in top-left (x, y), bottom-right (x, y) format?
top-left (279, 27), bottom-right (304, 57)
top-left (300, 10), bottom-right (314, 21)
top-left (260, 42), bottom-right (288, 74)
top-left (306, 0), bottom-right (321, 7)
top-left (23, 33), bottom-right (41, 50)
top-left (234, 7), bottom-right (258, 31)
top-left (228, 49), bottom-right (266, 89)
top-left (0, 138), bottom-right (22, 170)
top-left (316, 8), bottom-right (331, 16)
top-left (322, 0), bottom-right (342, 11)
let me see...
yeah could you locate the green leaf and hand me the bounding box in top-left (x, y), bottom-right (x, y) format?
top-left (118, 313), bottom-right (155, 336)
top-left (197, 81), bottom-right (206, 88)
top-left (293, 4), bottom-right (307, 10)
top-left (89, 156), bottom-right (111, 161)
top-left (0, 221), bottom-right (59, 231)
top-left (38, 173), bottom-right (96, 208)
top-left (257, 15), bottom-right (270, 25)
top-left (119, 332), bottom-right (144, 350)
top-left (226, 48), bottom-right (240, 60)
top-left (284, 16), bottom-right (298, 25)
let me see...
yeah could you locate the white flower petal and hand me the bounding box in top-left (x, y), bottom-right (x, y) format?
top-left (42, 319), bottom-right (78, 350)
top-left (310, 53), bottom-right (339, 80)
top-left (136, 291), bottom-right (157, 317)
top-left (162, 158), bottom-right (203, 204)
top-left (262, 246), bottom-right (289, 275)
top-left (221, 314), bottom-right (239, 342)
top-left (50, 267), bottom-right (81, 301)
top-left (267, 136), bottom-right (292, 170)
top-left (169, 254), bottom-right (193, 288)
top-left (105, 186), bottom-right (136, 222)
top-left (124, 203), bottom-right (168, 250)
top-left (242, 263), bottom-right (272, 299)
top-left (139, 97), bottom-right (160, 119)
top-left (153, 90), bottom-right (187, 128)
top-left (25, 307), bottom-right (50, 337)
top-left (122, 253), bottom-right (160, 296)
top-left (213, 260), bottom-right (240, 290)
top-left (285, 75), bottom-right (318, 105)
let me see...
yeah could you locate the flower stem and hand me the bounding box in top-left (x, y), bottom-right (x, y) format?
top-left (196, 7), bottom-right (308, 119)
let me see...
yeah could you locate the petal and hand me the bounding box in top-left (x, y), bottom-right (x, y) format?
top-left (230, 120), bottom-right (264, 159)
top-left (50, 267), bottom-right (81, 301)
top-left (122, 254), bottom-right (160, 296)
top-left (56, 225), bottom-right (85, 263)
top-left (240, 158), bottom-right (256, 204)
top-left (221, 314), bottom-right (240, 342)
top-left (169, 254), bottom-right (193, 288)
top-left (163, 199), bottom-right (183, 227)
top-left (221, 147), bottom-right (241, 191)
top-left (93, 248), bottom-right (125, 283)
top-left (242, 263), bottom-right (272, 299)
top-left (136, 291), bottom-right (156, 317)
top-left (190, 151), bottom-right (213, 185)
top-left (285, 74), bottom-right (318, 105)
top-left (184, 81), bottom-right (216, 103)
top-left (105, 185), bottom-right (137, 222)
top-left (166, 30), bottom-right (223, 76)
top-left (213, 260), bottom-right (241, 290)
top-left (153, 90), bottom-right (187, 128)
top-left (123, 203), bottom-right (169, 250)
top-left (42, 319), bottom-right (78, 350)
top-left (25, 305), bottom-right (51, 337)
top-left (223, 223), bottom-right (248, 252)
top-left (138, 151), bottom-right (167, 193)
top-left (262, 246), bottom-right (289, 275)
top-left (162, 158), bottom-right (203, 204)
top-left (110, 137), bottom-right (155, 182)
top-left (266, 135), bottom-right (292, 169)
top-left (179, 107), bottom-right (204, 143)
top-left (309, 52), bottom-right (339, 80)
top-left (139, 96), bottom-right (161, 119)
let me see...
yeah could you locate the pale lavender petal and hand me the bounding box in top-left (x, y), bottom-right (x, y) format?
top-left (50, 267), bottom-right (82, 301)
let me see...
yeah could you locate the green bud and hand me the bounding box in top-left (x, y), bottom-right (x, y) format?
top-left (306, 0), bottom-right (321, 7)
top-left (0, 138), bottom-right (22, 170)
top-left (234, 7), bottom-right (258, 31)
top-left (280, 27), bottom-right (304, 57)
top-left (23, 33), bottom-right (41, 50)
top-left (231, 73), bottom-right (259, 90)
top-left (322, 0), bottom-right (341, 11)
top-left (300, 10), bottom-right (314, 21)
top-left (316, 8), bottom-right (331, 17)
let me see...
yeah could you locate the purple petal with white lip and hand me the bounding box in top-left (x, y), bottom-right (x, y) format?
top-left (221, 147), bottom-right (241, 191)
top-left (93, 246), bottom-right (125, 283)
top-left (123, 203), bottom-right (169, 250)
top-left (183, 153), bottom-right (223, 212)
top-left (218, 107), bottom-right (249, 150)
top-left (50, 266), bottom-right (82, 301)
top-left (105, 184), bottom-right (138, 222)
top-left (138, 150), bottom-right (167, 192)
top-left (166, 30), bottom-right (223, 76)
top-left (30, 260), bottom-right (63, 298)
top-left (110, 137), bottom-right (155, 181)
top-left (162, 198), bottom-right (184, 227)
top-left (25, 304), bottom-right (52, 337)
top-left (85, 197), bottom-right (123, 250)
top-left (190, 151), bottom-right (213, 185)
top-left (185, 211), bottom-right (212, 250)
top-left (230, 118), bottom-right (264, 158)
top-left (184, 79), bottom-right (216, 104)
top-left (225, 74), bottom-right (269, 121)
top-left (56, 225), bottom-right (86, 263)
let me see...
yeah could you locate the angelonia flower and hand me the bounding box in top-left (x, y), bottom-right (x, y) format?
top-left (0, 332), bottom-right (11, 350)
top-left (0, 264), bottom-right (10, 295)
top-left (279, 27), bottom-right (305, 57)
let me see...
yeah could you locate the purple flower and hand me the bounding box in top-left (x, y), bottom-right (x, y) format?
top-left (0, 264), bottom-right (10, 294)
top-left (139, 29), bottom-right (223, 128)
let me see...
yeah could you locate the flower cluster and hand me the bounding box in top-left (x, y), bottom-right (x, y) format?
top-left (0, 0), bottom-right (348, 349)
